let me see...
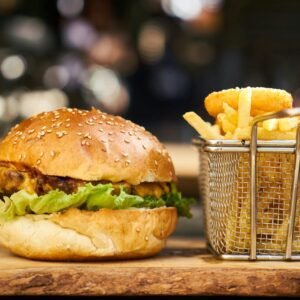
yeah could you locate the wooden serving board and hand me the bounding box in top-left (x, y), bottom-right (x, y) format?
top-left (1, 238), bottom-right (300, 297)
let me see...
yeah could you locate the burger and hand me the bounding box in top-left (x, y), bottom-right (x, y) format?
top-left (0, 107), bottom-right (192, 260)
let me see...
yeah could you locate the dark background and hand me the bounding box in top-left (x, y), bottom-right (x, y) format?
top-left (0, 0), bottom-right (300, 141)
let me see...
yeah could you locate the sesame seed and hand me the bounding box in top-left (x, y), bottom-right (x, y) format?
top-left (92, 116), bottom-right (97, 120)
top-left (37, 131), bottom-right (46, 139)
top-left (98, 128), bottom-right (104, 132)
top-left (18, 154), bottom-right (22, 160)
top-left (108, 132), bottom-right (113, 136)
top-left (81, 139), bottom-right (90, 146)
top-left (46, 129), bottom-right (52, 133)
top-left (83, 133), bottom-right (91, 139)
top-left (66, 118), bottom-right (70, 122)
top-left (101, 148), bottom-right (107, 152)
top-left (78, 123), bottom-right (83, 127)
top-left (106, 121), bottom-right (113, 125)
top-left (128, 132), bottom-right (133, 136)
top-left (54, 115), bottom-right (60, 119)
top-left (124, 139), bottom-right (130, 144)
top-left (41, 126), bottom-right (47, 130)
top-left (137, 137), bottom-right (141, 140)
top-left (56, 131), bottom-right (67, 138)
top-left (36, 159), bottom-right (41, 165)
top-left (98, 121), bottom-right (103, 125)
top-left (120, 130), bottom-right (126, 134)
top-left (108, 138), bottom-right (113, 142)
top-left (40, 151), bottom-right (44, 157)
top-left (125, 159), bottom-right (131, 166)
top-left (122, 152), bottom-right (128, 158)
top-left (28, 129), bottom-right (35, 134)
top-left (65, 123), bottom-right (71, 128)
top-left (145, 236), bottom-right (149, 241)
top-left (85, 120), bottom-right (95, 126)
top-left (154, 160), bottom-right (158, 166)
top-left (136, 227), bottom-right (141, 232)
top-left (77, 132), bottom-right (83, 136)
top-left (50, 151), bottom-right (55, 157)
top-left (101, 139), bottom-right (107, 143)
top-left (114, 158), bottom-right (120, 162)
top-left (142, 144), bottom-right (147, 150)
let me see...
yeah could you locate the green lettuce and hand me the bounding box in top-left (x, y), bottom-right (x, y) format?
top-left (0, 183), bottom-right (194, 221)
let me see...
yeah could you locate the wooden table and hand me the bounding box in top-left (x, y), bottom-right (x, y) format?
top-left (1, 238), bottom-right (300, 297)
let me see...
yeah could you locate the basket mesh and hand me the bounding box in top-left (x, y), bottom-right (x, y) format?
top-left (199, 149), bottom-right (299, 256)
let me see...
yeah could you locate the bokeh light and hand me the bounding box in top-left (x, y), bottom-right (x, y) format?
top-left (82, 66), bottom-right (129, 115)
top-left (57, 0), bottom-right (84, 18)
top-left (62, 19), bottom-right (98, 51)
top-left (161, 0), bottom-right (203, 20)
top-left (0, 55), bottom-right (26, 80)
top-left (19, 89), bottom-right (69, 118)
top-left (138, 21), bottom-right (166, 63)
top-left (43, 65), bottom-right (70, 89)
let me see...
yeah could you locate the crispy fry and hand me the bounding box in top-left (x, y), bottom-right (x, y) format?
top-left (204, 87), bottom-right (293, 118)
top-left (258, 128), bottom-right (296, 140)
top-left (223, 103), bottom-right (238, 126)
top-left (183, 112), bottom-right (221, 139)
top-left (278, 117), bottom-right (299, 131)
top-left (238, 87), bottom-right (252, 128)
top-left (263, 118), bottom-right (278, 131)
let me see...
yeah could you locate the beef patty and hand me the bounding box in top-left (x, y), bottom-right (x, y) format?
top-left (0, 161), bottom-right (170, 198)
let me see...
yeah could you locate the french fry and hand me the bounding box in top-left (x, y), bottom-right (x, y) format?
top-left (223, 103), bottom-right (238, 126)
top-left (258, 128), bottom-right (296, 140)
top-left (221, 118), bottom-right (236, 134)
top-left (224, 131), bottom-right (233, 139)
top-left (263, 118), bottom-right (278, 131)
top-left (237, 87), bottom-right (252, 128)
top-left (278, 117), bottom-right (299, 131)
top-left (216, 113), bottom-right (225, 127)
top-left (183, 112), bottom-right (222, 139)
top-left (233, 127), bottom-right (251, 140)
top-left (211, 124), bottom-right (221, 136)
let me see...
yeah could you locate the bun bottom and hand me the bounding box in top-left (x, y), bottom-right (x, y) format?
top-left (0, 207), bottom-right (177, 261)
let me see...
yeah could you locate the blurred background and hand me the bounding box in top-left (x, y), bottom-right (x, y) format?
top-left (0, 0), bottom-right (299, 237)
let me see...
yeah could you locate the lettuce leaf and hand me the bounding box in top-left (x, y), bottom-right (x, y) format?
top-left (0, 183), bottom-right (194, 220)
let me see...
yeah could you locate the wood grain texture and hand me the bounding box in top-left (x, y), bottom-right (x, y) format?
top-left (1, 238), bottom-right (300, 296)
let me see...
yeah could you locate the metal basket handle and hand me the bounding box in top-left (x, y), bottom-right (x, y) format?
top-left (250, 107), bottom-right (300, 260)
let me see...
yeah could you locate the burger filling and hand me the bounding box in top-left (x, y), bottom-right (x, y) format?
top-left (0, 162), bottom-right (194, 220)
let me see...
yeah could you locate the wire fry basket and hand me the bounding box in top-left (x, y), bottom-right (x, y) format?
top-left (194, 108), bottom-right (300, 260)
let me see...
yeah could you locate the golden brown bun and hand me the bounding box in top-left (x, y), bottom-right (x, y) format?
top-left (0, 207), bottom-right (177, 261)
top-left (204, 87), bottom-right (293, 117)
top-left (0, 108), bottom-right (175, 184)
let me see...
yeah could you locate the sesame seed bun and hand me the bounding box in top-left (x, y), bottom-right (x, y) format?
top-left (0, 108), bottom-right (178, 261)
top-left (0, 108), bottom-right (176, 184)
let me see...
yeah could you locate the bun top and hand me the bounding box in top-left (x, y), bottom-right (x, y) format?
top-left (0, 108), bottom-right (176, 184)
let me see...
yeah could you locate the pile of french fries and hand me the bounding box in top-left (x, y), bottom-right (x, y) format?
top-left (184, 87), bottom-right (299, 140)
